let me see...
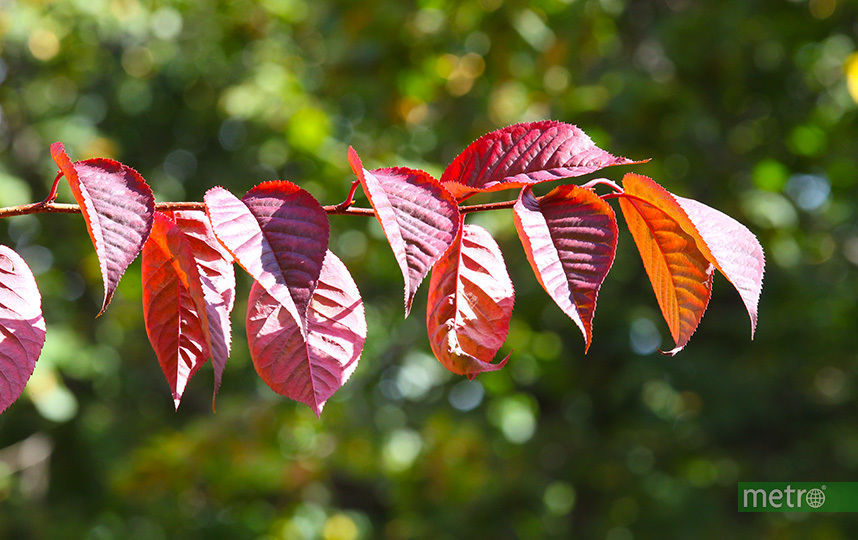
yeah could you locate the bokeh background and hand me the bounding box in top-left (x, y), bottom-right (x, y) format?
top-left (1, 0), bottom-right (857, 537)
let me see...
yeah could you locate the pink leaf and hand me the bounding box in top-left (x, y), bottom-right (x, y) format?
top-left (0, 246), bottom-right (46, 414)
top-left (142, 213), bottom-right (211, 409)
top-left (50, 143), bottom-right (155, 315)
top-left (246, 250), bottom-right (366, 417)
top-left (513, 185), bottom-right (617, 351)
top-left (440, 121), bottom-right (642, 200)
top-left (171, 210), bottom-right (236, 406)
top-left (673, 196), bottom-right (765, 337)
top-left (348, 147), bottom-right (460, 316)
top-left (205, 182), bottom-right (329, 336)
top-left (426, 220), bottom-right (514, 378)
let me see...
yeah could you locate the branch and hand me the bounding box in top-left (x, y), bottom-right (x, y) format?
top-left (0, 196), bottom-right (532, 219)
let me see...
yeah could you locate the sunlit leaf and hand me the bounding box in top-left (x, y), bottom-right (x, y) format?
top-left (171, 210), bottom-right (236, 406)
top-left (513, 184), bottom-right (617, 350)
top-left (50, 142), bottom-right (155, 315)
top-left (673, 196), bottom-right (765, 337)
top-left (142, 212), bottom-right (211, 409)
top-left (441, 121), bottom-right (641, 200)
top-left (619, 174), bottom-right (714, 354)
top-left (0, 245), bottom-right (46, 414)
top-left (426, 220), bottom-right (514, 378)
top-left (246, 250), bottom-right (365, 417)
top-left (349, 147), bottom-right (460, 315)
top-left (205, 182), bottom-right (329, 335)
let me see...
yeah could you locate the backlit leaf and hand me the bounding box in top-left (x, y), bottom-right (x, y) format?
top-left (205, 182), bottom-right (329, 336)
top-left (142, 212), bottom-right (211, 409)
top-left (440, 121), bottom-right (641, 200)
top-left (171, 210), bottom-right (236, 406)
top-left (50, 142), bottom-right (155, 315)
top-left (618, 174), bottom-right (714, 354)
top-left (246, 250), bottom-right (365, 417)
top-left (426, 220), bottom-right (514, 378)
top-left (513, 185), bottom-right (617, 351)
top-left (673, 196), bottom-right (765, 337)
top-left (0, 246), bottom-right (46, 414)
top-left (348, 147), bottom-right (460, 315)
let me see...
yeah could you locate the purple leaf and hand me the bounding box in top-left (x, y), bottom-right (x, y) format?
top-left (172, 210), bottom-right (236, 407)
top-left (674, 196), bottom-right (765, 337)
top-left (348, 147), bottom-right (460, 316)
top-left (205, 182), bottom-right (329, 335)
top-left (50, 143), bottom-right (155, 315)
top-left (513, 185), bottom-right (617, 351)
top-left (441, 121), bottom-right (641, 199)
top-left (0, 245), bottom-right (46, 414)
top-left (246, 250), bottom-right (366, 417)
top-left (426, 220), bottom-right (514, 378)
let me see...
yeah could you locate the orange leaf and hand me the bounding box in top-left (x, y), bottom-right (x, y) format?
top-left (618, 174), bottom-right (714, 354)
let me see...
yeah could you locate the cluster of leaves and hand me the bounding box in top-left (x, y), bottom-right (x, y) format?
top-left (0, 121), bottom-right (765, 417)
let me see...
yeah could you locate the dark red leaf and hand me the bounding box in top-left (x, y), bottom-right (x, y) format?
top-left (205, 182), bottom-right (329, 335)
top-left (618, 174), bottom-right (714, 354)
top-left (348, 147), bottom-right (460, 315)
top-left (0, 246), bottom-right (46, 414)
top-left (142, 212), bottom-right (211, 410)
top-left (171, 210), bottom-right (236, 406)
top-left (426, 219), bottom-right (514, 378)
top-left (50, 143), bottom-right (155, 315)
top-left (673, 196), bottom-right (765, 337)
top-left (440, 121), bottom-right (641, 200)
top-left (513, 185), bottom-right (617, 351)
top-left (246, 250), bottom-right (365, 416)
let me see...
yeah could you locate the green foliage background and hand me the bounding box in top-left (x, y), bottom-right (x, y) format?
top-left (1, 0), bottom-right (857, 537)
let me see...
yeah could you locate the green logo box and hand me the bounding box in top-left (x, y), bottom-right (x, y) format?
top-left (738, 482), bottom-right (858, 512)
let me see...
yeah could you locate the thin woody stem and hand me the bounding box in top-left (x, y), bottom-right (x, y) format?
top-left (335, 181), bottom-right (361, 211)
top-left (582, 178), bottom-right (624, 194)
top-left (0, 199), bottom-right (530, 219)
top-left (0, 182), bottom-right (588, 219)
top-left (0, 200), bottom-right (378, 219)
top-left (39, 172), bottom-right (64, 205)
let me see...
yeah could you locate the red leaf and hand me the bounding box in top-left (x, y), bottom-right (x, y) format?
top-left (246, 250), bottom-right (365, 417)
top-left (440, 121), bottom-right (641, 200)
top-left (513, 185), bottom-right (617, 351)
top-left (205, 182), bottom-right (329, 335)
top-left (50, 143), bottom-right (155, 315)
top-left (348, 147), bottom-right (460, 316)
top-left (0, 246), bottom-right (46, 414)
top-left (142, 212), bottom-right (211, 409)
top-left (618, 174), bottom-right (714, 354)
top-left (171, 210), bottom-right (236, 406)
top-left (426, 220), bottom-right (514, 378)
top-left (673, 196), bottom-right (765, 338)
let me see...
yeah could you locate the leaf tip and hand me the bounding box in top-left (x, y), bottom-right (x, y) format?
top-left (658, 345), bottom-right (683, 357)
top-left (347, 146), bottom-right (363, 178)
top-left (309, 401), bottom-right (324, 418)
top-left (95, 291), bottom-right (114, 318)
top-left (49, 141), bottom-right (66, 157)
top-left (465, 353), bottom-right (511, 379)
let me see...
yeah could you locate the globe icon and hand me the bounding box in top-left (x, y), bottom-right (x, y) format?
top-left (806, 488), bottom-right (826, 509)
